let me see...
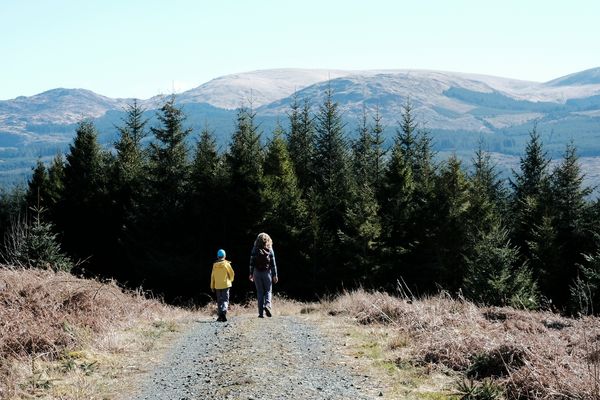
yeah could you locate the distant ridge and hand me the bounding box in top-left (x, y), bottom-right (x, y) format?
top-left (546, 67), bottom-right (600, 87)
top-left (3, 66), bottom-right (600, 185)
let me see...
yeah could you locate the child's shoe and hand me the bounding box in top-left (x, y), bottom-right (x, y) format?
top-left (222, 311), bottom-right (227, 322)
top-left (264, 306), bottom-right (272, 317)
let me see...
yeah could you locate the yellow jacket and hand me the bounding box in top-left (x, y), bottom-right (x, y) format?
top-left (211, 260), bottom-right (234, 290)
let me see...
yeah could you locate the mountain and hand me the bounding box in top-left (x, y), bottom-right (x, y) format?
top-left (2, 67), bottom-right (600, 186)
top-left (172, 68), bottom-right (352, 109)
top-left (546, 67), bottom-right (600, 87)
top-left (0, 88), bottom-right (130, 146)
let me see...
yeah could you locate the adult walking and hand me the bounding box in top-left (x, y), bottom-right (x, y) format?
top-left (249, 232), bottom-right (278, 318)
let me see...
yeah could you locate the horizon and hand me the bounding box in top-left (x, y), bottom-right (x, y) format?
top-left (3, 65), bottom-right (600, 102)
top-left (2, 0), bottom-right (600, 100)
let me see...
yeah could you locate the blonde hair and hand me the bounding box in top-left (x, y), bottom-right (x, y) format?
top-left (254, 232), bottom-right (273, 249)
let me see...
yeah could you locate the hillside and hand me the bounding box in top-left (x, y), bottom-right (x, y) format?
top-left (0, 267), bottom-right (189, 399)
top-left (2, 268), bottom-right (596, 399)
top-left (2, 67), bottom-right (600, 185)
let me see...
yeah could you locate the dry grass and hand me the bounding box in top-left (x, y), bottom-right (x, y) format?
top-left (324, 289), bottom-right (600, 399)
top-left (0, 266), bottom-right (188, 399)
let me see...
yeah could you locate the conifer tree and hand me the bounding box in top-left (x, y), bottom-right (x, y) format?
top-left (379, 101), bottom-right (438, 289)
top-left (510, 125), bottom-right (551, 261)
top-left (344, 109), bottom-right (382, 283)
top-left (113, 100), bottom-right (148, 223)
top-left (433, 155), bottom-right (471, 291)
top-left (109, 101), bottom-right (149, 280)
top-left (147, 96), bottom-right (191, 217)
top-left (467, 142), bottom-right (506, 236)
top-left (371, 105), bottom-right (387, 192)
top-left (114, 100), bottom-right (147, 193)
top-left (127, 97), bottom-right (194, 296)
top-left (225, 103), bottom-right (265, 254)
top-left (287, 96), bottom-right (316, 192)
top-left (26, 159), bottom-right (50, 209)
top-left (59, 120), bottom-right (109, 264)
top-left (262, 123), bottom-right (306, 233)
top-left (548, 142), bottom-right (593, 307)
top-left (46, 154), bottom-right (65, 212)
top-left (312, 87), bottom-right (352, 271)
top-left (352, 108), bottom-right (375, 186)
top-left (397, 99), bottom-right (418, 169)
top-left (1, 207), bottom-right (72, 272)
top-left (262, 124), bottom-right (308, 292)
top-left (189, 124), bottom-right (223, 257)
top-left (379, 123), bottom-right (415, 270)
top-left (464, 224), bottom-right (538, 309)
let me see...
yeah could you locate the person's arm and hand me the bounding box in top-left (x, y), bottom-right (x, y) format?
top-left (270, 248), bottom-right (278, 284)
top-left (210, 267), bottom-right (215, 290)
top-left (248, 247), bottom-right (255, 281)
top-left (228, 262), bottom-right (235, 282)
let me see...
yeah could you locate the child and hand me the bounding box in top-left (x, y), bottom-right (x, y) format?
top-left (210, 249), bottom-right (235, 322)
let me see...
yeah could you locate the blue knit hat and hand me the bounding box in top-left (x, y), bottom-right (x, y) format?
top-left (217, 249), bottom-right (226, 258)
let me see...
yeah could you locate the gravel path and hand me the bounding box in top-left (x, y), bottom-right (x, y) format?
top-left (130, 314), bottom-right (381, 399)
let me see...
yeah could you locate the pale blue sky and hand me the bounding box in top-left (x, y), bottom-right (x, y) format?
top-left (1, 0), bottom-right (598, 100)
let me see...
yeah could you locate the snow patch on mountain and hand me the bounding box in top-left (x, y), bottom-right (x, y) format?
top-left (175, 68), bottom-right (352, 109)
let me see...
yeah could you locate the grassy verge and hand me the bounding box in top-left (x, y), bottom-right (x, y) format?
top-left (317, 289), bottom-right (600, 399)
top-left (0, 267), bottom-right (191, 399)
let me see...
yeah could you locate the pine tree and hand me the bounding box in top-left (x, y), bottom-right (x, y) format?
top-left (1, 207), bottom-right (72, 272)
top-left (548, 142), bottom-right (593, 307)
top-left (125, 96), bottom-right (194, 297)
top-left (343, 108), bottom-right (382, 283)
top-left (371, 105), bottom-right (387, 192)
top-left (397, 99), bottom-right (418, 169)
top-left (113, 100), bottom-right (148, 221)
top-left (510, 125), bottom-right (551, 261)
top-left (189, 124), bottom-right (223, 257)
top-left (262, 123), bottom-right (306, 231)
top-left (433, 155), bottom-right (471, 291)
top-left (147, 96), bottom-right (191, 216)
top-left (46, 154), bottom-right (65, 212)
top-left (379, 123), bottom-right (415, 270)
top-left (467, 142), bottom-right (506, 236)
top-left (59, 120), bottom-right (109, 264)
top-left (464, 224), bottom-right (538, 309)
top-left (262, 123), bottom-right (308, 292)
top-left (379, 100), bottom-right (440, 290)
top-left (287, 96), bottom-right (316, 192)
top-left (225, 103), bottom-right (265, 254)
top-left (312, 86), bottom-right (352, 270)
top-left (352, 108), bottom-right (375, 186)
top-left (114, 100), bottom-right (147, 194)
top-left (109, 100), bottom-right (149, 281)
top-left (191, 125), bottom-right (221, 195)
top-left (26, 159), bottom-right (50, 209)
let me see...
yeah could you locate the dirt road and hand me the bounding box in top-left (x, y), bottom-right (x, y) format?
top-left (130, 314), bottom-right (382, 399)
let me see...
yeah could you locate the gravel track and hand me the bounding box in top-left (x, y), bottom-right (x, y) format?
top-left (131, 314), bottom-right (381, 399)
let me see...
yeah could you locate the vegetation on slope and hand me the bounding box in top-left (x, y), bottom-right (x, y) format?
top-left (0, 267), bottom-right (187, 399)
top-left (324, 290), bottom-right (600, 399)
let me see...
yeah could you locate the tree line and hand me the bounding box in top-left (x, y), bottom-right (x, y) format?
top-left (2, 90), bottom-right (600, 314)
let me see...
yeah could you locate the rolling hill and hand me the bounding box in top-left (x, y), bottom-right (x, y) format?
top-left (2, 67), bottom-right (600, 186)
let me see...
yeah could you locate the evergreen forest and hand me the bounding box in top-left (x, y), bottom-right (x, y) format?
top-left (2, 90), bottom-right (600, 315)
